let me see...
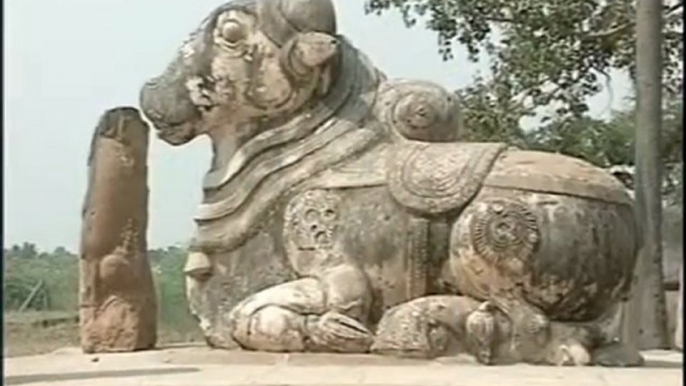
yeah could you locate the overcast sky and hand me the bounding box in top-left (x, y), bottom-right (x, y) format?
top-left (4, 0), bottom-right (633, 252)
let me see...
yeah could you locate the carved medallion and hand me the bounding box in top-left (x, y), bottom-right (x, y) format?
top-left (375, 80), bottom-right (461, 142)
top-left (284, 189), bottom-right (342, 251)
top-left (469, 198), bottom-right (540, 268)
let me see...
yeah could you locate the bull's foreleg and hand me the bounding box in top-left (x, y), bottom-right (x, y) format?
top-left (228, 264), bottom-right (374, 353)
top-left (228, 188), bottom-right (376, 353)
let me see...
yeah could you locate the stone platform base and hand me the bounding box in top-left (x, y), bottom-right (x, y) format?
top-left (5, 345), bottom-right (683, 386)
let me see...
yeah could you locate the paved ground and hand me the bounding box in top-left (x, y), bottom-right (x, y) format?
top-left (4, 344), bottom-right (683, 386)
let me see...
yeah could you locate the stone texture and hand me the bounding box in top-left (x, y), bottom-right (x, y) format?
top-left (79, 107), bottom-right (157, 353)
top-left (4, 347), bottom-right (683, 386)
top-left (138, 0), bottom-right (640, 366)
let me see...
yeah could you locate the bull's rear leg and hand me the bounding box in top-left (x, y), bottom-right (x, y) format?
top-left (590, 301), bottom-right (644, 367)
top-left (486, 280), bottom-right (551, 358)
top-left (229, 264), bottom-right (374, 353)
top-left (371, 295), bottom-right (484, 359)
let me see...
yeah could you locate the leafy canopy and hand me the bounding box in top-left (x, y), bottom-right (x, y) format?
top-left (365, 0), bottom-right (683, 119)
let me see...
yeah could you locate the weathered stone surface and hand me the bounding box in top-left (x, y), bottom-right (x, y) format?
top-left (138, 0), bottom-right (640, 365)
top-left (79, 107), bottom-right (157, 353)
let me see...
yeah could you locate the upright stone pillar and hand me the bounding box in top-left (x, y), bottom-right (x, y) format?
top-left (79, 107), bottom-right (157, 353)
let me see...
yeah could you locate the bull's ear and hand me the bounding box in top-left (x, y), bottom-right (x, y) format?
top-left (281, 32), bottom-right (339, 79)
top-left (295, 32), bottom-right (339, 68)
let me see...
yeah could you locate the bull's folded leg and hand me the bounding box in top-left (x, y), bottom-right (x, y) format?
top-left (229, 265), bottom-right (374, 353)
top-left (465, 301), bottom-right (596, 366)
top-left (306, 311), bottom-right (374, 352)
top-left (487, 294), bottom-right (551, 361)
top-left (372, 295), bottom-right (483, 359)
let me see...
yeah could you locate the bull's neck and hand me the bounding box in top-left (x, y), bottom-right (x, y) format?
top-left (207, 122), bottom-right (262, 173)
top-left (189, 40), bottom-right (382, 252)
top-left (201, 39), bottom-right (369, 192)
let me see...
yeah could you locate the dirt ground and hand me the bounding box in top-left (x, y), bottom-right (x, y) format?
top-left (5, 345), bottom-right (683, 386)
top-left (4, 313), bottom-right (682, 386)
top-left (4, 319), bottom-right (202, 358)
top-left (4, 322), bottom-right (80, 358)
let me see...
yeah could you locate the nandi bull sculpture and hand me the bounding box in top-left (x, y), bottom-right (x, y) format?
top-left (139, 0), bottom-right (640, 366)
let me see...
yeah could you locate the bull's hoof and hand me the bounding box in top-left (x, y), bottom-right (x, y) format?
top-left (592, 342), bottom-right (644, 367)
top-left (306, 312), bottom-right (373, 353)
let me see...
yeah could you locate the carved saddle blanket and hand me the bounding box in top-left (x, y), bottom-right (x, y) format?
top-left (387, 142), bottom-right (507, 215)
top-left (311, 141), bottom-right (508, 216)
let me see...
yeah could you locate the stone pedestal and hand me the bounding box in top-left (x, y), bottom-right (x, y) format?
top-left (79, 107), bottom-right (157, 353)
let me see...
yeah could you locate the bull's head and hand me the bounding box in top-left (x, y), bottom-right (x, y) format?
top-left (140, 0), bottom-right (340, 146)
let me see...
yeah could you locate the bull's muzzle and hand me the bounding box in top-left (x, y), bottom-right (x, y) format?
top-left (139, 56), bottom-right (202, 145)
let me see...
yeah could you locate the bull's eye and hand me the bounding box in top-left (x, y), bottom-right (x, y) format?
top-left (221, 21), bottom-right (246, 45)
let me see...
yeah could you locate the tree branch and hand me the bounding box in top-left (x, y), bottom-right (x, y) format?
top-left (585, 23), bottom-right (633, 39)
top-left (483, 16), bottom-right (519, 24)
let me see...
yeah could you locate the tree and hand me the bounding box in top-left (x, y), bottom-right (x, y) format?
top-left (456, 76), bottom-right (530, 145)
top-left (9, 243), bottom-right (39, 259)
top-left (522, 94), bottom-right (682, 171)
top-left (525, 115), bottom-right (626, 167)
top-left (628, 0), bottom-right (669, 350)
top-left (365, 0), bottom-right (683, 121)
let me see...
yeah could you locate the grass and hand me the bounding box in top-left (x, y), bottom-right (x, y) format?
top-left (4, 321), bottom-right (80, 358)
top-left (4, 314), bottom-right (204, 358)
top-left (4, 250), bottom-right (204, 357)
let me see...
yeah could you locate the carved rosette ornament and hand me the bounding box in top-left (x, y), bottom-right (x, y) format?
top-left (375, 80), bottom-right (462, 142)
top-left (284, 189), bottom-right (342, 251)
top-left (469, 198), bottom-right (540, 273)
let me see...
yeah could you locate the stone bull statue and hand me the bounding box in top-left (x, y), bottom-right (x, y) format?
top-left (139, 0), bottom-right (639, 366)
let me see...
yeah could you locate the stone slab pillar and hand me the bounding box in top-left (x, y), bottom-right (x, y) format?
top-left (79, 107), bottom-right (157, 353)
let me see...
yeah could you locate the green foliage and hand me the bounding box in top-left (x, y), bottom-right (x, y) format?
top-left (366, 0), bottom-right (683, 120)
top-left (456, 76), bottom-right (530, 145)
top-left (4, 248), bottom-right (78, 311)
top-left (4, 244), bottom-right (200, 339)
top-left (150, 246), bottom-right (199, 333)
top-left (523, 110), bottom-right (634, 168)
top-left (524, 95), bottom-right (682, 166)
top-left (5, 243), bottom-right (40, 259)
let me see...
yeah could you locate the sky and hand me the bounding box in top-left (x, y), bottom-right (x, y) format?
top-left (4, 0), bottom-right (633, 252)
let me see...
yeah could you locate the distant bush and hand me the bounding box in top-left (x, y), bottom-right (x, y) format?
top-left (151, 246), bottom-right (201, 336)
top-left (4, 250), bottom-right (78, 311)
top-left (4, 244), bottom-right (201, 341)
